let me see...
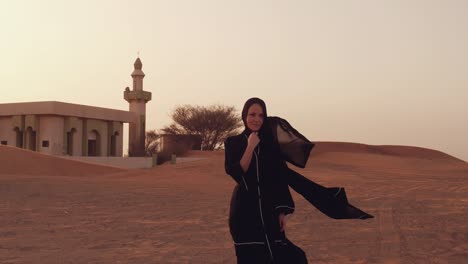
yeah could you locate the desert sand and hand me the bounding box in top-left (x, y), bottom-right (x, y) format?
top-left (0, 143), bottom-right (467, 264)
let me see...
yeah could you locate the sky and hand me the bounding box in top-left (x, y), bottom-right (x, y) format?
top-left (1, 0), bottom-right (467, 161)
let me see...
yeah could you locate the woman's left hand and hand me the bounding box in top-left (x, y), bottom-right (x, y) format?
top-left (279, 213), bottom-right (286, 232)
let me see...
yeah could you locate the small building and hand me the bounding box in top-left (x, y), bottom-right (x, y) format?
top-left (156, 134), bottom-right (203, 155)
top-left (0, 57), bottom-right (152, 157)
top-left (0, 101), bottom-right (133, 156)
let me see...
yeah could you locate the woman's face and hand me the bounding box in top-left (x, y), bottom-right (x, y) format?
top-left (246, 103), bottom-right (264, 132)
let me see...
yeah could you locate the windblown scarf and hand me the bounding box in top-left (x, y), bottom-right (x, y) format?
top-left (267, 116), bottom-right (374, 220)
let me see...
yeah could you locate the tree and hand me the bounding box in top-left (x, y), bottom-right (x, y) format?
top-left (160, 104), bottom-right (242, 150)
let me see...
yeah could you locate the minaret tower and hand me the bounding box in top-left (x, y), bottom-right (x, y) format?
top-left (124, 57), bottom-right (152, 156)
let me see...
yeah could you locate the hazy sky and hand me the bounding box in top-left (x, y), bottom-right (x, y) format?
top-left (1, 0), bottom-right (467, 161)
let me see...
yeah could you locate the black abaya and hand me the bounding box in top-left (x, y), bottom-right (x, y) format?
top-left (225, 131), bottom-right (308, 263)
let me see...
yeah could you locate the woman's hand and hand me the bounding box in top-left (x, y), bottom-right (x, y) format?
top-left (240, 132), bottom-right (260, 172)
top-left (247, 132), bottom-right (260, 149)
top-left (279, 213), bottom-right (287, 232)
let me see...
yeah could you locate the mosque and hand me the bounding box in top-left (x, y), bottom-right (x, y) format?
top-left (0, 58), bottom-right (151, 157)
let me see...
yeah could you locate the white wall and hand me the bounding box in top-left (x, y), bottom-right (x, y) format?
top-left (0, 117), bottom-right (15, 146)
top-left (39, 116), bottom-right (64, 155)
top-left (63, 156), bottom-right (153, 169)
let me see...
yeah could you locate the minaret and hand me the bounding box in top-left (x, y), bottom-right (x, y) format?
top-left (124, 57), bottom-right (152, 156)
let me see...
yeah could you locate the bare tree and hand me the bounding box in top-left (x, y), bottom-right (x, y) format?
top-left (160, 104), bottom-right (242, 150)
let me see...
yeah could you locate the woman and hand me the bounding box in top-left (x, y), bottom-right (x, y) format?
top-left (224, 97), bottom-right (308, 264)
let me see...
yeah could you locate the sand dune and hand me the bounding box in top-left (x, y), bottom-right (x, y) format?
top-left (311, 142), bottom-right (466, 163)
top-left (0, 145), bottom-right (126, 177)
top-left (0, 143), bottom-right (467, 263)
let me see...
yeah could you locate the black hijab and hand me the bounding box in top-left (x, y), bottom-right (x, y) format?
top-left (241, 97), bottom-right (269, 137)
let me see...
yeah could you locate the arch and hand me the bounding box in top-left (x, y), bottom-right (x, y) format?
top-left (25, 126), bottom-right (36, 151)
top-left (13, 127), bottom-right (23, 148)
top-left (87, 130), bottom-right (100, 156)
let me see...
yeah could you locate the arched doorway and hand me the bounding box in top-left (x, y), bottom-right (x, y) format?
top-left (87, 130), bottom-right (100, 156)
top-left (25, 127), bottom-right (36, 151)
top-left (110, 131), bottom-right (119, 156)
top-left (14, 127), bottom-right (23, 148)
top-left (66, 128), bottom-right (76, 156)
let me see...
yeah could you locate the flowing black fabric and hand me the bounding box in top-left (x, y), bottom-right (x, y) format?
top-left (287, 168), bottom-right (374, 219)
top-left (268, 116), bottom-right (315, 168)
top-left (267, 116), bottom-right (374, 220)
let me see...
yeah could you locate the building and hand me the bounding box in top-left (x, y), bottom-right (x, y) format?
top-left (0, 58), bottom-right (151, 157)
top-left (156, 134), bottom-right (203, 154)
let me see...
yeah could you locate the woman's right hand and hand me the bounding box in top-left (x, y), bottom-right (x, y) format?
top-left (248, 132), bottom-right (260, 149)
top-left (240, 132), bottom-right (260, 173)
